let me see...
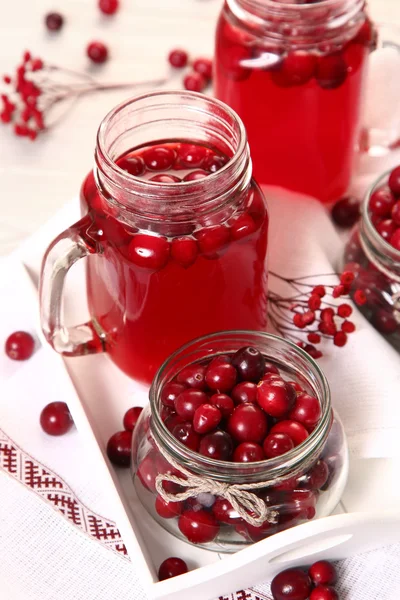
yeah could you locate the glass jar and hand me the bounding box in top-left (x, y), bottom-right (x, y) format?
top-left (131, 331), bottom-right (348, 552)
top-left (214, 0), bottom-right (374, 203)
top-left (40, 92), bottom-right (269, 384)
top-left (344, 170), bottom-right (400, 349)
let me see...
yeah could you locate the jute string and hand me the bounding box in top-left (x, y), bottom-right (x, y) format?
top-left (154, 437), bottom-right (318, 528)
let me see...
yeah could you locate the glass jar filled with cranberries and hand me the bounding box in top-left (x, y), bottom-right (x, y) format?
top-left (131, 331), bottom-right (348, 552)
top-left (343, 166), bottom-right (400, 349)
top-left (214, 0), bottom-right (375, 203)
top-left (40, 92), bottom-right (269, 384)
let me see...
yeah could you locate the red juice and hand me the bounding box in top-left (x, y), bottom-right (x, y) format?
top-left (215, 5), bottom-right (374, 203)
top-left (80, 141), bottom-right (268, 384)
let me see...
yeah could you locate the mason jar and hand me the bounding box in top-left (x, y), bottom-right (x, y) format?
top-left (131, 331), bottom-right (348, 552)
top-left (39, 92), bottom-right (269, 384)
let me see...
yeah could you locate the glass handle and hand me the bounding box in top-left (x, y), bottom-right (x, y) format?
top-left (39, 215), bottom-right (105, 357)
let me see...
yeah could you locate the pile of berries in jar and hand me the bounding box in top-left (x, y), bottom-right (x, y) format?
top-left (131, 333), bottom-right (348, 551)
top-left (344, 166), bottom-right (400, 349)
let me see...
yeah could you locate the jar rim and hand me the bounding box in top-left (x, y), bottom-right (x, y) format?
top-left (149, 331), bottom-right (332, 482)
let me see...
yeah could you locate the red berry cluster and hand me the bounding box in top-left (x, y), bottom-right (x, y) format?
top-left (168, 49), bottom-right (213, 93)
top-left (271, 561), bottom-right (339, 600)
top-left (107, 406), bottom-right (143, 467)
top-left (368, 165), bottom-right (400, 250)
top-left (268, 270), bottom-right (360, 358)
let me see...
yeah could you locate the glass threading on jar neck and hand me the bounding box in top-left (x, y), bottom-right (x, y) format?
top-left (150, 331), bottom-right (332, 485)
top-left (227, 0), bottom-right (366, 47)
top-left (94, 91), bottom-right (252, 226)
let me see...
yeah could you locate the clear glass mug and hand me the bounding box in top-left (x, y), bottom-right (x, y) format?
top-left (39, 92), bottom-right (269, 384)
top-left (214, 0), bottom-right (400, 204)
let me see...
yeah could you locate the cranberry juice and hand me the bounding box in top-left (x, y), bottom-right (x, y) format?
top-left (215, 12), bottom-right (373, 203)
top-left (80, 142), bottom-right (268, 384)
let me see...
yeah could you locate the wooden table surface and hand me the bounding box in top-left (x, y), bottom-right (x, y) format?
top-left (0, 0), bottom-right (399, 255)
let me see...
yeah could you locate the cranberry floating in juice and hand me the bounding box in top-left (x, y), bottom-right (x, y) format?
top-left (40, 92), bottom-right (269, 384)
top-left (214, 0), bottom-right (376, 203)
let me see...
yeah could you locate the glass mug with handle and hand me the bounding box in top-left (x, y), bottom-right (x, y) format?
top-left (39, 92), bottom-right (269, 385)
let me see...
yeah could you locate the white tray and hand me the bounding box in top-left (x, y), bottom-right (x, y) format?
top-left (13, 199), bottom-right (400, 600)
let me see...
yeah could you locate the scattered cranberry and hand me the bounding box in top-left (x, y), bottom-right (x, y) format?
top-left (172, 422), bottom-right (200, 451)
top-left (128, 234), bottom-right (170, 270)
top-left (158, 557), bottom-right (188, 581)
top-left (99, 0), bottom-right (119, 15)
top-left (210, 393), bottom-right (235, 418)
top-left (309, 586), bottom-right (339, 600)
top-left (161, 382), bottom-right (187, 408)
top-left (271, 568), bottom-right (312, 600)
top-left (331, 196), bottom-right (360, 228)
top-left (270, 420), bottom-right (309, 447)
top-left (232, 346), bottom-right (265, 382)
top-left (168, 49), bottom-right (189, 69)
top-left (45, 12), bottom-right (64, 31)
top-left (227, 404), bottom-right (268, 444)
top-left (369, 186), bottom-right (395, 217)
top-left (175, 389), bottom-right (208, 419)
top-left (183, 72), bottom-right (206, 92)
top-left (231, 381), bottom-right (257, 404)
top-left (5, 331), bottom-right (35, 360)
top-left (263, 432), bottom-right (294, 458)
top-left (233, 441), bottom-right (265, 462)
top-left (177, 363), bottom-right (207, 389)
top-left (309, 560), bottom-right (337, 586)
top-left (199, 430), bottom-right (233, 460)
top-left (193, 57), bottom-right (213, 80)
top-left (106, 430), bottom-right (132, 466)
top-left (123, 406), bottom-right (143, 431)
top-left (87, 41), bottom-right (109, 64)
top-left (193, 404), bottom-right (222, 434)
top-left (205, 359), bottom-right (237, 392)
top-left (40, 402), bottom-right (73, 436)
top-left (256, 378), bottom-right (296, 418)
top-left (389, 166), bottom-right (400, 196)
top-left (179, 509), bottom-right (219, 544)
top-left (288, 393), bottom-right (321, 429)
top-left (155, 495), bottom-right (183, 519)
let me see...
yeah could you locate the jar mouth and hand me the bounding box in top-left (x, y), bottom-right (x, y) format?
top-left (95, 91), bottom-right (251, 219)
top-left (150, 331), bottom-right (332, 482)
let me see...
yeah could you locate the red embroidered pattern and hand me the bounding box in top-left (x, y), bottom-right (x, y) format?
top-left (0, 428), bottom-right (129, 560)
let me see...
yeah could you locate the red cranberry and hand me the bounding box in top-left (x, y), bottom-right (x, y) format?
top-left (227, 404), bottom-right (268, 443)
top-left (372, 309), bottom-right (398, 334)
top-left (158, 557), bottom-right (188, 581)
top-left (309, 586), bottom-right (339, 600)
top-left (172, 422), bottom-right (200, 451)
top-left (175, 389), bottom-right (207, 419)
top-left (256, 379), bottom-right (296, 418)
top-left (128, 234), bottom-right (170, 270)
top-left (309, 561), bottom-right (337, 586)
top-left (202, 153), bottom-right (229, 173)
top-left (178, 509), bottom-right (219, 544)
top-left (230, 213), bottom-right (257, 240)
top-left (193, 404), bottom-right (222, 434)
top-left (264, 362), bottom-right (280, 376)
top-left (196, 224), bottom-right (230, 256)
top-left (391, 201), bottom-right (400, 226)
top-left (118, 155), bottom-right (145, 176)
top-left (303, 459), bottom-right (329, 490)
top-left (106, 430), bottom-right (132, 467)
top-left (123, 406), bottom-right (143, 431)
top-left (149, 174), bottom-right (181, 183)
top-left (270, 420), bottom-right (309, 447)
top-left (231, 381), bottom-right (257, 404)
top-left (161, 382), bottom-right (186, 408)
top-left (288, 393), bottom-right (321, 429)
top-left (143, 146), bottom-right (175, 171)
top-left (177, 364), bottom-right (207, 389)
top-left (137, 453), bottom-right (158, 490)
top-left (178, 144), bottom-right (208, 168)
top-left (205, 359), bottom-right (237, 392)
top-left (161, 405), bottom-right (176, 422)
top-left (233, 442), bottom-right (265, 462)
top-left (210, 393), bottom-right (235, 418)
top-left (263, 432), bottom-right (294, 458)
top-left (316, 53), bottom-right (347, 89)
top-left (284, 490), bottom-right (317, 521)
top-left (369, 186), bottom-right (395, 217)
top-left (45, 12), bottom-right (64, 31)
top-left (390, 228), bottom-right (400, 250)
top-left (87, 41), bottom-right (109, 64)
top-left (40, 402), bottom-right (73, 436)
top-left (198, 430), bottom-right (233, 460)
top-left (183, 170), bottom-right (209, 182)
top-left (183, 72), bottom-right (206, 92)
top-left (221, 45), bottom-right (251, 81)
top-left (376, 219), bottom-right (397, 241)
top-left (5, 331), bottom-right (35, 360)
top-left (273, 51), bottom-right (316, 87)
top-left (244, 520), bottom-right (273, 542)
top-left (193, 57), bottom-right (213, 80)
top-left (331, 196), bottom-right (360, 228)
top-left (165, 413), bottom-right (185, 432)
top-left (168, 49), bottom-right (189, 69)
top-left (389, 165), bottom-right (400, 196)
top-left (99, 0), bottom-right (119, 15)
top-left (155, 495), bottom-right (183, 519)
top-left (212, 497), bottom-right (242, 524)
top-left (171, 237), bottom-right (198, 268)
top-left (231, 346), bottom-right (266, 382)
top-left (271, 568), bottom-right (312, 600)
